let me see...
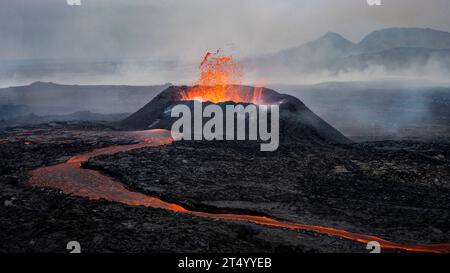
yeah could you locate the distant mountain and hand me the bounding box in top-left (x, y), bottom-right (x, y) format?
top-left (357, 28), bottom-right (450, 53)
top-left (245, 27), bottom-right (450, 77)
top-left (246, 32), bottom-right (355, 71)
top-left (0, 110), bottom-right (129, 128)
top-left (274, 32), bottom-right (355, 62)
top-left (0, 82), bottom-right (171, 117)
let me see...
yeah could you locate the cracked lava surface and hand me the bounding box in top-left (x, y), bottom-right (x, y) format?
top-left (27, 129), bottom-right (450, 253)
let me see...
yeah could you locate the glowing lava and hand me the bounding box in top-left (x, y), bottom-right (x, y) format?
top-left (179, 49), bottom-right (263, 104)
top-left (27, 129), bottom-right (450, 253)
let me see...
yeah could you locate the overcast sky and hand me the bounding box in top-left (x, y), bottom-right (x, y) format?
top-left (1, 0), bottom-right (450, 62)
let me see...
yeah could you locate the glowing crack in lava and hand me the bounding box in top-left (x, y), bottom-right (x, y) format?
top-left (179, 49), bottom-right (264, 104)
top-left (27, 129), bottom-right (450, 253)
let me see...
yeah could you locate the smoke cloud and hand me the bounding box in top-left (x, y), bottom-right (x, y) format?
top-left (1, 0), bottom-right (450, 86)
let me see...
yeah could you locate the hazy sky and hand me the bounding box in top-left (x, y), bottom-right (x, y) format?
top-left (1, 0), bottom-right (450, 62)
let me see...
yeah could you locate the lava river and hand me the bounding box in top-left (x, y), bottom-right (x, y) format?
top-left (27, 129), bottom-right (450, 253)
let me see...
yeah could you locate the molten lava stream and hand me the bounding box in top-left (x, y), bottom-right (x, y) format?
top-left (27, 129), bottom-right (450, 253)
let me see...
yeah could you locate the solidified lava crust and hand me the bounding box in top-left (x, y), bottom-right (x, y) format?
top-left (1, 123), bottom-right (450, 252)
top-left (85, 140), bottom-right (450, 248)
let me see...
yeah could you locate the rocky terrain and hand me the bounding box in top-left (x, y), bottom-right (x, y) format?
top-left (85, 140), bottom-right (450, 246)
top-left (0, 123), bottom-right (361, 253)
top-left (1, 122), bottom-right (449, 252)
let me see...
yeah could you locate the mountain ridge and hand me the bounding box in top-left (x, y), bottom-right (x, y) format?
top-left (245, 27), bottom-right (450, 78)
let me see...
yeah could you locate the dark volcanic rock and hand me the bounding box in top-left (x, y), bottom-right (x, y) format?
top-left (0, 125), bottom-right (359, 253)
top-left (2, 123), bottom-right (450, 252)
top-left (85, 140), bottom-right (450, 245)
top-left (117, 85), bottom-right (351, 145)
